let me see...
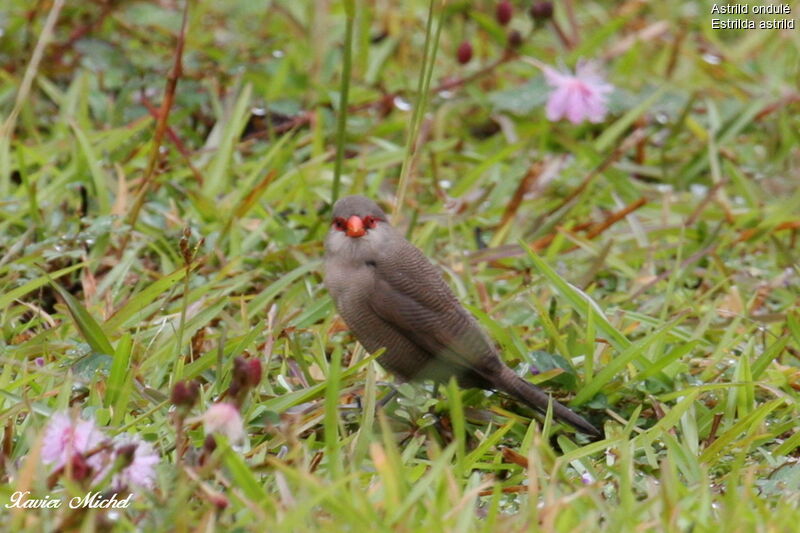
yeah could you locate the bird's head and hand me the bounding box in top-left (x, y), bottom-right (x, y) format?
top-left (329, 195), bottom-right (388, 239)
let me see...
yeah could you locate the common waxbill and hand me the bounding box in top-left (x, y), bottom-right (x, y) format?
top-left (324, 195), bottom-right (600, 436)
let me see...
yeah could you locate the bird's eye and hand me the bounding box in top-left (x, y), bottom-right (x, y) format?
top-left (333, 217), bottom-right (347, 231)
top-left (363, 215), bottom-right (378, 229)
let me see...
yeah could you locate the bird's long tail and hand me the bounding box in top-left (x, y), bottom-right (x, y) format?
top-left (494, 366), bottom-right (601, 437)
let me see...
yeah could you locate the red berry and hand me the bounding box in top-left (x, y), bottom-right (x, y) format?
top-left (529, 2), bottom-right (553, 21)
top-left (211, 494), bottom-right (229, 511)
top-left (496, 1), bottom-right (513, 25)
top-left (67, 453), bottom-right (92, 482)
top-left (507, 29), bottom-right (523, 49)
top-left (245, 358), bottom-right (262, 387)
top-left (457, 41), bottom-right (473, 64)
top-left (203, 434), bottom-right (217, 453)
top-left (171, 380), bottom-right (200, 409)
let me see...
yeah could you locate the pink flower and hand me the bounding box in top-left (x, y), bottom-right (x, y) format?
top-left (202, 403), bottom-right (245, 443)
top-left (94, 434), bottom-right (160, 490)
top-left (41, 412), bottom-right (105, 469)
top-left (543, 61), bottom-right (613, 124)
top-left (41, 413), bottom-right (159, 492)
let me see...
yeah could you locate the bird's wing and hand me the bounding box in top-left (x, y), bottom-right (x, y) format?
top-left (369, 238), bottom-right (499, 375)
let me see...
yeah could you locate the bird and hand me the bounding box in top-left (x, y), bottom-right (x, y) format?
top-left (323, 195), bottom-right (601, 437)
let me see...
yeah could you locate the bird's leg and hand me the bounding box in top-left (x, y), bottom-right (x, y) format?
top-left (344, 381), bottom-right (398, 412)
top-left (377, 383), bottom-right (399, 409)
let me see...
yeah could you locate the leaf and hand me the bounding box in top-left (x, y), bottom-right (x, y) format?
top-left (71, 352), bottom-right (113, 380)
top-left (52, 280), bottom-right (114, 356)
top-left (528, 350), bottom-right (578, 391)
top-left (324, 346), bottom-right (343, 479)
top-left (787, 311), bottom-right (800, 348)
top-left (70, 121), bottom-right (111, 214)
top-left (462, 421), bottom-right (514, 472)
top-left (215, 436), bottom-right (270, 504)
top-left (571, 325), bottom-right (673, 406)
top-left (103, 266), bottom-right (190, 332)
top-left (106, 333), bottom-right (132, 408)
top-left (488, 76), bottom-right (550, 115)
top-left (246, 260), bottom-right (321, 319)
top-left (522, 242), bottom-right (631, 352)
top-left (450, 141), bottom-right (524, 197)
top-left (699, 399), bottom-right (784, 463)
top-left (634, 391), bottom-right (700, 450)
top-left (446, 378), bottom-right (466, 477)
top-left (203, 83), bottom-right (253, 197)
top-left (0, 262), bottom-right (85, 309)
top-left (259, 350), bottom-right (381, 414)
top-left (594, 87), bottom-right (665, 152)
top-left (387, 443), bottom-right (457, 526)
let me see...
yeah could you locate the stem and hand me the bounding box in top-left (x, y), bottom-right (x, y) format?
top-left (175, 259), bottom-right (191, 378)
top-left (121, 0), bottom-right (189, 250)
top-left (331, 2), bottom-right (356, 205)
top-left (393, 0), bottom-right (445, 219)
top-left (0, 0), bottom-right (65, 194)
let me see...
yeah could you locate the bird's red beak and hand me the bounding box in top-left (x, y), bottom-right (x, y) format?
top-left (346, 215), bottom-right (366, 238)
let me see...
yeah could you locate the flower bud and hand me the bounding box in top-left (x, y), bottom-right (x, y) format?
top-left (68, 453), bottom-right (92, 482)
top-left (529, 2), bottom-right (553, 21)
top-left (203, 434), bottom-right (217, 454)
top-left (507, 29), bottom-right (523, 48)
top-left (456, 41), bottom-right (473, 64)
top-left (116, 443), bottom-right (138, 468)
top-left (171, 380), bottom-right (200, 409)
top-left (496, 1), bottom-right (513, 26)
top-left (244, 358), bottom-right (262, 387)
top-left (210, 493), bottom-right (229, 510)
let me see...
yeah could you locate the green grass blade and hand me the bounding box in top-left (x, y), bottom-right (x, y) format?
top-left (0, 262), bottom-right (85, 309)
top-left (203, 83), bottom-right (253, 197)
top-left (571, 324), bottom-right (673, 405)
top-left (52, 280), bottom-right (114, 356)
top-left (106, 332), bottom-right (132, 408)
top-left (103, 266), bottom-right (190, 332)
top-left (324, 346), bottom-right (343, 479)
top-left (522, 241), bottom-right (631, 352)
top-left (215, 435), bottom-right (271, 506)
top-left (70, 121), bottom-right (110, 214)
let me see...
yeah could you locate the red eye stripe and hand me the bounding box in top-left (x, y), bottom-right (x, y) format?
top-left (333, 215), bottom-right (382, 232)
top-left (363, 216), bottom-right (380, 229)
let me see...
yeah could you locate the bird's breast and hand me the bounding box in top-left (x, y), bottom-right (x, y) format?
top-left (324, 254), bottom-right (377, 311)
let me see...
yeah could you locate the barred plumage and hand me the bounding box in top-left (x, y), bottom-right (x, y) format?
top-left (324, 195), bottom-right (600, 436)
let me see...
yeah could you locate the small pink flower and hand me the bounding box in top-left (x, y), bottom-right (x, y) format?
top-left (41, 412), bottom-right (105, 469)
top-left (543, 61), bottom-right (613, 124)
top-left (95, 434), bottom-right (160, 489)
top-left (117, 437), bottom-right (159, 489)
top-left (202, 403), bottom-right (245, 443)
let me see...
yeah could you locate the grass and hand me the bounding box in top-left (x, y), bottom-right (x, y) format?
top-left (1, 0), bottom-right (799, 530)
